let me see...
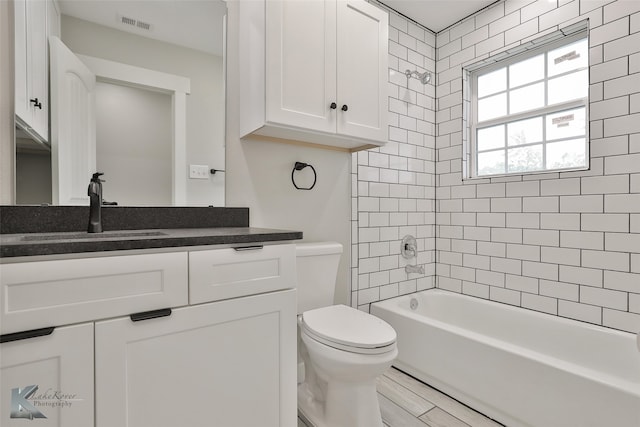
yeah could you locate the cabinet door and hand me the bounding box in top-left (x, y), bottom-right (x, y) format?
top-left (27, 0), bottom-right (48, 140)
top-left (336, 0), bottom-right (388, 142)
top-left (49, 36), bottom-right (96, 205)
top-left (14, 0), bottom-right (49, 142)
top-left (95, 289), bottom-right (297, 427)
top-left (14, 0), bottom-right (29, 128)
top-left (0, 323), bottom-right (94, 427)
top-left (266, 0), bottom-right (337, 133)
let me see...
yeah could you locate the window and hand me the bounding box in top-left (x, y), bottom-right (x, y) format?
top-left (465, 27), bottom-right (589, 178)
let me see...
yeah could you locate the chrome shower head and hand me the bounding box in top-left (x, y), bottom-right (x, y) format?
top-left (419, 71), bottom-right (431, 84)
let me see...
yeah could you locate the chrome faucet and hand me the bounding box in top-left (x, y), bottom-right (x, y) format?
top-left (405, 264), bottom-right (425, 274)
top-left (88, 172), bottom-right (104, 233)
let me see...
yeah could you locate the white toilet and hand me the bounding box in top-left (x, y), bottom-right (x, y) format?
top-left (296, 242), bottom-right (397, 427)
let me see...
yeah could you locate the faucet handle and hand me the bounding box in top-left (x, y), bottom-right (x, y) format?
top-left (91, 172), bottom-right (104, 181)
top-left (401, 235), bottom-right (418, 259)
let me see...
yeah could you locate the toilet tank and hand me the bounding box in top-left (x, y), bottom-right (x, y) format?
top-left (296, 242), bottom-right (343, 313)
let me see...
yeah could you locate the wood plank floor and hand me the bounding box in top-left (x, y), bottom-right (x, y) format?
top-left (298, 367), bottom-right (504, 427)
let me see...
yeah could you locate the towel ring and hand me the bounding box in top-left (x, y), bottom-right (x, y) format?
top-left (291, 162), bottom-right (317, 190)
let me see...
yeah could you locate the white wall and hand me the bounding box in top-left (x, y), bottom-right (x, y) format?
top-left (95, 82), bottom-right (172, 206)
top-left (15, 147), bottom-right (51, 204)
top-left (0, 0), bottom-right (15, 205)
top-left (225, 1), bottom-right (352, 304)
top-left (351, 2), bottom-right (437, 309)
top-left (61, 15), bottom-right (225, 206)
top-left (435, 0), bottom-right (640, 333)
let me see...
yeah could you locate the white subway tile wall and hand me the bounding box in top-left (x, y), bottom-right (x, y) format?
top-left (352, 2), bottom-right (437, 310)
top-left (435, 0), bottom-right (640, 333)
top-left (354, 0), bottom-right (640, 335)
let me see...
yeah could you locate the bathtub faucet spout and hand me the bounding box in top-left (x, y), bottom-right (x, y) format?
top-left (405, 264), bottom-right (424, 274)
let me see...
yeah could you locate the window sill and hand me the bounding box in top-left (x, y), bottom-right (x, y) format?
top-left (463, 165), bottom-right (590, 182)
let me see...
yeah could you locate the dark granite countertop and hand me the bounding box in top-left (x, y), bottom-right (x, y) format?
top-left (0, 206), bottom-right (302, 258)
top-left (0, 227), bottom-right (303, 258)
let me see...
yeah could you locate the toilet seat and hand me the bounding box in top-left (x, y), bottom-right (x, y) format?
top-left (301, 305), bottom-right (397, 355)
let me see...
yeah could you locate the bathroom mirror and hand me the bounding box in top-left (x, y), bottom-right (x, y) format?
top-left (15, 0), bottom-right (227, 207)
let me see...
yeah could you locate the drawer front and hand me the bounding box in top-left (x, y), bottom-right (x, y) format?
top-left (0, 252), bottom-right (188, 334)
top-left (189, 244), bottom-right (296, 304)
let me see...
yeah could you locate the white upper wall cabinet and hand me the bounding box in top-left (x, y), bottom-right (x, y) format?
top-left (239, 0), bottom-right (388, 152)
top-left (14, 0), bottom-right (60, 144)
top-left (335, 0), bottom-right (389, 142)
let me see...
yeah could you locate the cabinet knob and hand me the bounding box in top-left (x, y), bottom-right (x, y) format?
top-left (330, 102), bottom-right (337, 110)
top-left (341, 104), bottom-right (348, 112)
top-left (30, 98), bottom-right (42, 109)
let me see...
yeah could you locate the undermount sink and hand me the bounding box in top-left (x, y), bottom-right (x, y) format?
top-left (21, 231), bottom-right (168, 242)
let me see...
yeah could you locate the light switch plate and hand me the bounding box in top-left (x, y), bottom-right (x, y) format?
top-left (189, 164), bottom-right (209, 179)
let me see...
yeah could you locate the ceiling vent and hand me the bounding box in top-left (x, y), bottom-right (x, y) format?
top-left (118, 14), bottom-right (153, 31)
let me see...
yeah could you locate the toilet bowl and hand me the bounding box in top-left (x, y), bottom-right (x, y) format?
top-left (297, 304), bottom-right (397, 427)
top-left (295, 243), bottom-right (397, 427)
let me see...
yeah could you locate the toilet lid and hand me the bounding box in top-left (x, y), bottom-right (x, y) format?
top-left (301, 305), bottom-right (396, 350)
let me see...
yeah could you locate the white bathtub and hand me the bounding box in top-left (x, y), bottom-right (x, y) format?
top-left (371, 289), bottom-right (640, 427)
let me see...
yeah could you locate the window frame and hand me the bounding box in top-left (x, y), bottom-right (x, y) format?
top-left (465, 29), bottom-right (590, 180)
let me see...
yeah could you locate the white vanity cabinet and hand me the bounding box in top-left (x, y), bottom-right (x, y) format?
top-left (239, 0), bottom-right (388, 152)
top-left (0, 323), bottom-right (94, 427)
top-left (0, 243), bottom-right (297, 427)
top-left (14, 0), bottom-right (60, 143)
